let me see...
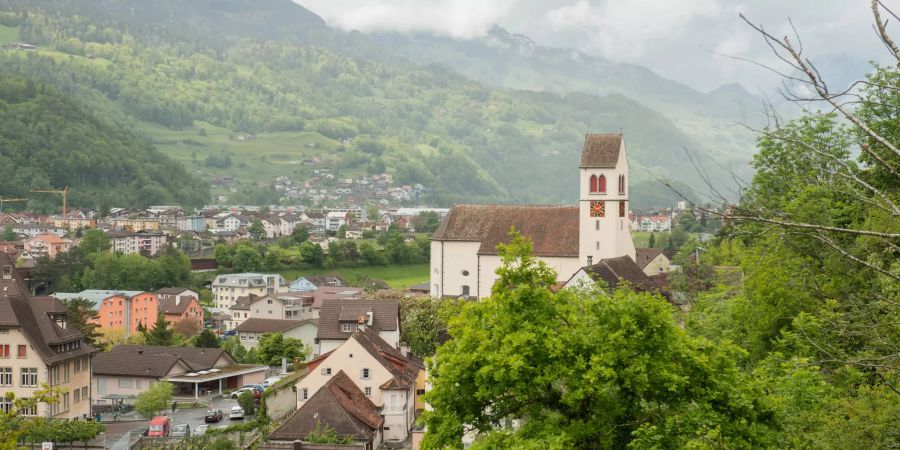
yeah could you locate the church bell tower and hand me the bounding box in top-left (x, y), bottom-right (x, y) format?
top-left (578, 134), bottom-right (637, 266)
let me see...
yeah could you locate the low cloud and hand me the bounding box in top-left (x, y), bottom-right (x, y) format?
top-left (296, 0), bottom-right (518, 39)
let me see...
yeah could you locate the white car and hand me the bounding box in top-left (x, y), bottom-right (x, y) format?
top-left (193, 424), bottom-right (209, 436)
top-left (261, 377), bottom-right (282, 389)
top-left (229, 387), bottom-right (254, 399)
top-left (229, 406), bottom-right (244, 420)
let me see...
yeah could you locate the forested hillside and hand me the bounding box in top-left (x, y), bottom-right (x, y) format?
top-left (0, 76), bottom-right (208, 210)
top-left (0, 0), bottom-right (733, 206)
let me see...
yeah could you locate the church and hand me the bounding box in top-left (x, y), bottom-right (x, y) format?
top-left (430, 133), bottom-right (637, 298)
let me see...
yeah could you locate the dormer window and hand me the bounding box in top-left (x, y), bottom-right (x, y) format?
top-left (341, 323), bottom-right (352, 333)
top-left (1, 265), bottom-right (12, 280)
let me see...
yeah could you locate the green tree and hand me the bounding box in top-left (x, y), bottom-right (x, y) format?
top-left (421, 231), bottom-right (775, 449)
top-left (305, 420), bottom-right (353, 444)
top-left (366, 206), bottom-right (380, 221)
top-left (78, 229), bottom-right (110, 255)
top-left (194, 328), bottom-right (220, 348)
top-left (647, 232), bottom-right (656, 248)
top-left (63, 298), bottom-right (101, 347)
top-left (222, 336), bottom-right (248, 363)
top-left (290, 225), bottom-right (309, 244)
top-left (256, 332), bottom-right (306, 366)
top-left (213, 243), bottom-right (233, 267)
top-left (134, 381), bottom-right (173, 419)
top-left (298, 241), bottom-right (324, 267)
top-left (0, 385), bottom-right (63, 449)
top-left (143, 313), bottom-right (176, 346)
top-left (1, 224), bottom-right (15, 241)
top-left (232, 243), bottom-right (262, 272)
top-left (237, 390), bottom-right (256, 417)
top-left (400, 295), bottom-right (451, 357)
top-left (336, 224), bottom-right (347, 239)
top-left (249, 219), bottom-right (266, 240)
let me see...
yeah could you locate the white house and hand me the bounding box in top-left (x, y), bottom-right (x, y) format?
top-left (212, 273), bottom-right (287, 310)
top-left (429, 134), bottom-right (637, 298)
top-left (232, 318), bottom-right (319, 359)
top-left (295, 327), bottom-right (422, 444)
top-left (326, 211), bottom-right (352, 231)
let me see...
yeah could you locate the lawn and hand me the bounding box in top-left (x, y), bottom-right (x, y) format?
top-left (278, 263), bottom-right (429, 289)
top-left (0, 25), bottom-right (19, 45)
top-left (632, 231), bottom-right (669, 248)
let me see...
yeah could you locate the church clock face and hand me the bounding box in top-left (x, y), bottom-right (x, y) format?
top-left (590, 200), bottom-right (605, 217)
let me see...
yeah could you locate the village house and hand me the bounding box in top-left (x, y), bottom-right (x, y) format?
top-left (52, 213), bottom-right (96, 231)
top-left (0, 252), bottom-right (96, 419)
top-left (92, 345), bottom-right (266, 401)
top-left (288, 275), bottom-right (347, 292)
top-left (316, 298), bottom-right (400, 355)
top-left (232, 318), bottom-right (319, 358)
top-left (430, 134), bottom-right (636, 298)
top-left (295, 327), bottom-right (422, 444)
top-left (212, 273), bottom-right (287, 310)
top-left (326, 211), bottom-right (353, 231)
top-left (178, 215), bottom-right (207, 232)
top-left (267, 371), bottom-right (383, 449)
top-left (563, 255), bottom-right (659, 293)
top-left (299, 212), bottom-right (326, 234)
top-left (108, 230), bottom-right (168, 255)
top-left (108, 217), bottom-right (161, 232)
top-left (12, 223), bottom-right (67, 239)
top-left (158, 294), bottom-right (204, 332)
top-left (637, 215), bottom-right (672, 232)
top-left (226, 294), bottom-right (258, 331)
top-left (634, 248), bottom-right (672, 276)
top-left (23, 234), bottom-right (71, 259)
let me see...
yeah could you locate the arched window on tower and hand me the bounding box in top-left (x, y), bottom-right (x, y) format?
top-left (598, 175), bottom-right (607, 194)
top-left (590, 175), bottom-right (598, 193)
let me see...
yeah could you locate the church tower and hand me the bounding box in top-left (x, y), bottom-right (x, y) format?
top-left (578, 134), bottom-right (637, 266)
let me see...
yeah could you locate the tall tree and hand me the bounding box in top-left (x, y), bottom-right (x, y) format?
top-left (290, 225), bottom-right (309, 244)
top-left (194, 328), bottom-right (220, 348)
top-left (142, 313), bottom-right (176, 346)
top-left (78, 229), bottom-right (110, 255)
top-left (63, 298), bottom-right (101, 347)
top-left (134, 381), bottom-right (173, 418)
top-left (249, 219), bottom-right (266, 240)
top-left (1, 224), bottom-right (15, 241)
top-left (256, 332), bottom-right (305, 366)
top-left (422, 232), bottom-right (775, 449)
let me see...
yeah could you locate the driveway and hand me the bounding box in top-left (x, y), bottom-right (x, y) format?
top-left (166, 395), bottom-right (247, 434)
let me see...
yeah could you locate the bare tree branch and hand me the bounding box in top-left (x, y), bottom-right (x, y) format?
top-left (873, 0), bottom-right (900, 62)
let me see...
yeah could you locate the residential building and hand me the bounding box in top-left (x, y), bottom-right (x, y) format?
top-left (232, 318), bottom-right (319, 357)
top-left (12, 224), bottom-right (67, 239)
top-left (0, 252), bottom-right (96, 419)
top-left (288, 275), bottom-right (347, 292)
top-left (212, 273), bottom-right (287, 310)
top-left (227, 294), bottom-right (258, 330)
top-left (158, 294), bottom-right (204, 332)
top-left (634, 248), bottom-right (671, 276)
top-left (52, 214), bottom-right (96, 231)
top-left (23, 234), bottom-right (71, 259)
top-left (108, 218), bottom-right (161, 232)
top-left (268, 371), bottom-right (383, 448)
top-left (178, 216), bottom-right (207, 232)
top-left (52, 289), bottom-right (142, 309)
top-left (108, 231), bottom-right (168, 255)
top-left (316, 298), bottom-right (400, 355)
top-left (326, 211), bottom-right (352, 231)
top-left (430, 134), bottom-right (636, 298)
top-left (563, 256), bottom-right (658, 293)
top-left (156, 287), bottom-right (200, 305)
top-left (638, 215), bottom-right (672, 232)
top-left (96, 292), bottom-right (159, 337)
top-left (295, 327), bottom-right (422, 443)
top-left (92, 345), bottom-right (266, 401)
top-left (299, 212), bottom-right (326, 234)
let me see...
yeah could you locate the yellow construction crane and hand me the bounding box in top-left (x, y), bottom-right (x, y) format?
top-left (31, 187), bottom-right (70, 216)
top-left (0, 196), bottom-right (26, 214)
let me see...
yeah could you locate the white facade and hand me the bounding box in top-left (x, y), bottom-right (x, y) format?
top-left (212, 273), bottom-right (288, 310)
top-left (110, 232), bottom-right (168, 255)
top-left (318, 328), bottom-right (401, 356)
top-left (578, 140), bottom-right (636, 266)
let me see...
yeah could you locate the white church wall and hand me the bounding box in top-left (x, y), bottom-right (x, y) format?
top-left (430, 240), bottom-right (481, 298)
top-left (477, 255), bottom-right (583, 298)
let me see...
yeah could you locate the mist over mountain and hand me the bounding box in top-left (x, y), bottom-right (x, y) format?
top-left (0, 0), bottom-right (759, 207)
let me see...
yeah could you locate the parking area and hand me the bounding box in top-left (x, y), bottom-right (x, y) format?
top-left (166, 395), bottom-right (247, 435)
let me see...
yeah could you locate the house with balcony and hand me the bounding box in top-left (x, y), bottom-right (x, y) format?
top-left (108, 231), bottom-right (168, 255)
top-left (23, 234), bottom-right (71, 259)
top-left (212, 273), bottom-right (287, 310)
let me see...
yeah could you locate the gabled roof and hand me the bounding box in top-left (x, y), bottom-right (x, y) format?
top-left (233, 318), bottom-right (317, 334)
top-left (268, 370), bottom-right (382, 442)
top-left (635, 248), bottom-right (667, 270)
top-left (156, 287), bottom-right (193, 295)
top-left (432, 204), bottom-right (579, 257)
top-left (352, 327), bottom-right (422, 390)
top-left (230, 294), bottom-right (262, 311)
top-left (317, 299), bottom-right (398, 341)
top-left (92, 345), bottom-right (233, 378)
top-left (295, 274), bottom-right (347, 288)
top-left (580, 133), bottom-right (623, 168)
top-left (0, 252), bottom-right (96, 364)
top-left (582, 256), bottom-right (656, 292)
top-left (158, 295), bottom-right (199, 316)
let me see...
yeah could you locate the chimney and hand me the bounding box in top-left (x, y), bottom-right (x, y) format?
top-left (587, 256), bottom-right (593, 266)
top-left (366, 311), bottom-right (373, 326)
top-left (175, 295), bottom-right (181, 306)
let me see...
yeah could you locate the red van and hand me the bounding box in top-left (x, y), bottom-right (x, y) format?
top-left (148, 416), bottom-right (170, 437)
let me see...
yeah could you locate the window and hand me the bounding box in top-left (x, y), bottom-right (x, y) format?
top-left (118, 379), bottom-right (133, 388)
top-left (19, 400), bottom-right (36, 416)
top-left (62, 393), bottom-right (69, 412)
top-left (598, 175), bottom-right (606, 193)
top-left (136, 380), bottom-right (143, 389)
top-left (0, 368), bottom-right (11, 386)
top-left (302, 388), bottom-right (308, 400)
top-left (63, 363), bottom-right (70, 383)
top-left (619, 201), bottom-right (626, 218)
top-left (589, 174), bottom-right (598, 193)
top-left (461, 285), bottom-right (470, 297)
top-left (17, 345), bottom-right (25, 358)
top-left (618, 175), bottom-right (626, 194)
top-left (0, 345), bottom-right (9, 358)
top-left (416, 389), bottom-right (426, 395)
top-left (97, 378), bottom-right (107, 395)
top-left (361, 368), bottom-right (371, 380)
top-left (82, 386), bottom-right (88, 399)
top-left (364, 387), bottom-right (372, 397)
top-left (321, 368), bottom-right (332, 375)
top-left (461, 270), bottom-right (469, 277)
top-left (74, 388), bottom-right (80, 403)
top-left (595, 220), bottom-right (599, 230)
top-left (49, 366), bottom-right (59, 385)
top-left (0, 398), bottom-right (10, 414)
top-left (21, 368), bottom-right (38, 387)
top-left (341, 323), bottom-right (352, 333)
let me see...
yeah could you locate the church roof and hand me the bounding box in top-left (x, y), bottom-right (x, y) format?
top-left (584, 256), bottom-right (656, 292)
top-left (580, 134), bottom-right (623, 168)
top-left (432, 205), bottom-right (579, 257)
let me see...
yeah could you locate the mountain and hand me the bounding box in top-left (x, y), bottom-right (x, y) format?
top-left (0, 76), bottom-right (209, 210)
top-left (0, 0), bottom-right (747, 207)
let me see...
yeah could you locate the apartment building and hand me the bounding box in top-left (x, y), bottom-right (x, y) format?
top-left (108, 231), bottom-right (168, 256)
top-left (0, 252), bottom-right (95, 419)
top-left (212, 273), bottom-right (287, 310)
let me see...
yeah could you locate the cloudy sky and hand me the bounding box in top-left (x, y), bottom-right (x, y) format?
top-left (295, 0), bottom-right (893, 94)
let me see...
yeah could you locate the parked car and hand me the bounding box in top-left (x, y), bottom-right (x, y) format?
top-left (243, 384), bottom-right (265, 393)
top-left (148, 416), bottom-right (170, 437)
top-left (170, 424), bottom-right (191, 437)
top-left (204, 409), bottom-right (223, 423)
top-left (193, 424), bottom-right (209, 436)
top-left (230, 387), bottom-right (255, 399)
top-left (222, 330), bottom-right (237, 337)
top-left (261, 377), bottom-right (282, 389)
top-left (229, 406), bottom-right (244, 420)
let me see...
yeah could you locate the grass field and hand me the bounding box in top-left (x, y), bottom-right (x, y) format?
top-left (278, 263), bottom-right (429, 289)
top-left (133, 121), bottom-right (354, 185)
top-left (0, 25), bottom-right (19, 45)
top-left (632, 231), bottom-right (669, 248)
